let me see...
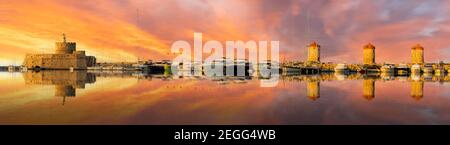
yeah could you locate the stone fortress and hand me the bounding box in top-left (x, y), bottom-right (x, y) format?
top-left (22, 34), bottom-right (96, 70)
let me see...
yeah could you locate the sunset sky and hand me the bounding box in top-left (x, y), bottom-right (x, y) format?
top-left (0, 0), bottom-right (449, 65)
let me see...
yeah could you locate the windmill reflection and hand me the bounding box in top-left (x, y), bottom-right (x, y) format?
top-left (410, 81), bottom-right (424, 100)
top-left (19, 70), bottom-right (445, 104)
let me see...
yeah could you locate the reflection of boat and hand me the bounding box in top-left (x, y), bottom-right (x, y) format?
top-left (423, 64), bottom-right (434, 74)
top-left (380, 64), bottom-right (395, 80)
top-left (410, 64), bottom-right (421, 74)
top-left (397, 75), bottom-right (409, 81)
top-left (334, 64), bottom-right (349, 74)
top-left (365, 68), bottom-right (380, 73)
top-left (396, 64), bottom-right (409, 75)
top-left (202, 58), bottom-right (253, 76)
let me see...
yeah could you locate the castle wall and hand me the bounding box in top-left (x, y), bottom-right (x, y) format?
top-left (23, 52), bottom-right (89, 69)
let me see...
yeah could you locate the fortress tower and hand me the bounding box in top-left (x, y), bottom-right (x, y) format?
top-left (363, 43), bottom-right (375, 65)
top-left (306, 81), bottom-right (320, 101)
top-left (363, 79), bottom-right (375, 101)
top-left (307, 42), bottom-right (320, 63)
top-left (55, 33), bottom-right (76, 54)
top-left (411, 44), bottom-right (424, 64)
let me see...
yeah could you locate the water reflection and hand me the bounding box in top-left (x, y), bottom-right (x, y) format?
top-left (22, 71), bottom-right (96, 105)
top-left (306, 81), bottom-right (320, 101)
top-left (0, 70), bottom-right (448, 124)
top-left (411, 81), bottom-right (424, 100)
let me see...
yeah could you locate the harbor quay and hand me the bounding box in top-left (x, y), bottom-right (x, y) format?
top-left (1, 34), bottom-right (449, 76)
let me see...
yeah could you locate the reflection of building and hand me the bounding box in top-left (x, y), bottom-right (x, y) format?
top-left (410, 81), bottom-right (424, 100)
top-left (411, 44), bottom-right (424, 64)
top-left (306, 81), bottom-right (320, 101)
top-left (22, 70), bottom-right (96, 104)
top-left (22, 34), bottom-right (96, 70)
top-left (363, 79), bottom-right (375, 101)
top-left (307, 42), bottom-right (320, 63)
top-left (363, 43), bottom-right (375, 65)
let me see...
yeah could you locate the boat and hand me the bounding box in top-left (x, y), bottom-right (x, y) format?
top-left (334, 63), bottom-right (349, 74)
top-left (334, 73), bottom-right (347, 81)
top-left (8, 65), bottom-right (15, 72)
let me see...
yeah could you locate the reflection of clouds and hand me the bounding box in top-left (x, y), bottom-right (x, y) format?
top-left (1, 0), bottom-right (449, 65)
top-left (22, 71), bottom-right (96, 104)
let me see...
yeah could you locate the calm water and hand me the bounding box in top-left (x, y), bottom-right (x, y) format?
top-left (0, 71), bottom-right (449, 125)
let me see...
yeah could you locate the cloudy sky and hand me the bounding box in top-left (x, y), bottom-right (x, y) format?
top-left (0, 0), bottom-right (449, 65)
